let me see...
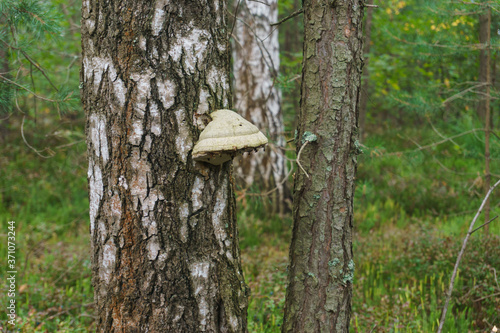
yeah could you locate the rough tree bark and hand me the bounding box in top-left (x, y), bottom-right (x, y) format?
top-left (282, 0), bottom-right (364, 332)
top-left (81, 0), bottom-right (248, 331)
top-left (233, 0), bottom-right (289, 215)
top-left (478, 5), bottom-right (491, 231)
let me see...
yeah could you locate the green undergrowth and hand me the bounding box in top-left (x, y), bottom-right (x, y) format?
top-left (1, 120), bottom-right (499, 331)
top-left (0, 139), bottom-right (88, 234)
top-left (0, 221), bottom-right (94, 332)
top-left (356, 116), bottom-right (500, 235)
top-left (352, 223), bottom-right (500, 332)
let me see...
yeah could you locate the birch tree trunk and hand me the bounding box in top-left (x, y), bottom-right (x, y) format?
top-left (233, 0), bottom-right (289, 215)
top-left (282, 0), bottom-right (364, 331)
top-left (81, 0), bottom-right (248, 331)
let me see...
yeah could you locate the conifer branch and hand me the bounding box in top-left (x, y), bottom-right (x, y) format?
top-left (0, 74), bottom-right (58, 103)
top-left (386, 29), bottom-right (496, 50)
top-left (441, 82), bottom-right (489, 105)
top-left (382, 129), bottom-right (485, 156)
top-left (0, 39), bottom-right (59, 92)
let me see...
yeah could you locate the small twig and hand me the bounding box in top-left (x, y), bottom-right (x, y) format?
top-left (21, 49), bottom-right (59, 92)
top-left (379, 128), bottom-right (486, 157)
top-left (230, 0), bottom-right (242, 38)
top-left (30, 62), bottom-right (37, 124)
top-left (270, 8), bottom-right (303, 26)
top-left (0, 39), bottom-right (59, 92)
top-left (437, 179), bottom-right (500, 333)
top-left (244, 159), bottom-right (294, 197)
top-left (55, 139), bottom-right (85, 149)
top-left (473, 291), bottom-right (500, 303)
top-left (470, 216), bottom-right (499, 234)
top-left (21, 115), bottom-right (54, 158)
top-left (249, 0), bottom-right (270, 5)
top-left (296, 140), bottom-right (310, 178)
top-left (426, 115), bottom-right (461, 147)
top-left (46, 302), bottom-right (94, 321)
top-left (386, 28), bottom-right (492, 51)
top-left (0, 111), bottom-right (13, 121)
top-left (365, 4), bottom-right (379, 7)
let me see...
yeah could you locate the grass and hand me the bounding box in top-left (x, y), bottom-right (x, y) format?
top-left (0, 119), bottom-right (499, 332)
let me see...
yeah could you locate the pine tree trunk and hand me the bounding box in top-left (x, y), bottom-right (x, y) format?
top-left (358, 0), bottom-right (374, 141)
top-left (282, 0), bottom-right (364, 332)
top-left (233, 0), bottom-right (289, 215)
top-left (479, 6), bottom-right (491, 231)
top-left (81, 1), bottom-right (248, 331)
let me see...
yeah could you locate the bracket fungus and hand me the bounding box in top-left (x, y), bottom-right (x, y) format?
top-left (192, 109), bottom-right (268, 165)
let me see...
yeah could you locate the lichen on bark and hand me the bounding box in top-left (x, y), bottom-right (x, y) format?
top-left (82, 1), bottom-right (248, 331)
top-left (282, 0), bottom-right (364, 332)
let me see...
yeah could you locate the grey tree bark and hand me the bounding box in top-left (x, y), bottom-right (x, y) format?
top-left (81, 0), bottom-right (248, 331)
top-left (282, 0), bottom-right (364, 332)
top-left (233, 0), bottom-right (289, 215)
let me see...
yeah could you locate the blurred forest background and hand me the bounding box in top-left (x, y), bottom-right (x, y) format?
top-left (0, 0), bottom-right (499, 331)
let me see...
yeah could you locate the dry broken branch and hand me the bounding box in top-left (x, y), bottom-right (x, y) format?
top-left (437, 179), bottom-right (500, 333)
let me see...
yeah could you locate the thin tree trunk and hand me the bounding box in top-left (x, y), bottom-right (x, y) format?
top-left (81, 1), bottom-right (248, 331)
top-left (233, 0), bottom-right (289, 216)
top-left (358, 0), bottom-right (374, 141)
top-left (479, 6), bottom-right (491, 231)
top-left (282, 0), bottom-right (364, 332)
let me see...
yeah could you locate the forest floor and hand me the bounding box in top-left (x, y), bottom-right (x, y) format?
top-left (0, 125), bottom-right (499, 332)
top-left (1, 207), bottom-right (498, 332)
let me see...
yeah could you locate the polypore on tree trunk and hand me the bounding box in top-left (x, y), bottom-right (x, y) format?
top-left (192, 109), bottom-right (268, 165)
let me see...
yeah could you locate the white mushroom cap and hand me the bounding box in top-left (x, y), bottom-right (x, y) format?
top-left (192, 109), bottom-right (268, 165)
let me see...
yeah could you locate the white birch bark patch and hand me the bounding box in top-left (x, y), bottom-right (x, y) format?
top-left (189, 262), bottom-right (211, 329)
top-left (89, 114), bottom-right (109, 163)
top-left (174, 109), bottom-right (193, 163)
top-left (88, 162), bottom-right (103, 234)
top-left (100, 240), bottom-right (116, 284)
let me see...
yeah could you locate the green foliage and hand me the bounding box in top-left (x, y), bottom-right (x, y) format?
top-left (1, 0), bottom-right (62, 37)
top-left (367, 0), bottom-right (500, 119)
top-left (0, 0), bottom-right (80, 116)
top-left (1, 0), bottom-right (499, 331)
top-left (356, 116), bottom-right (500, 220)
